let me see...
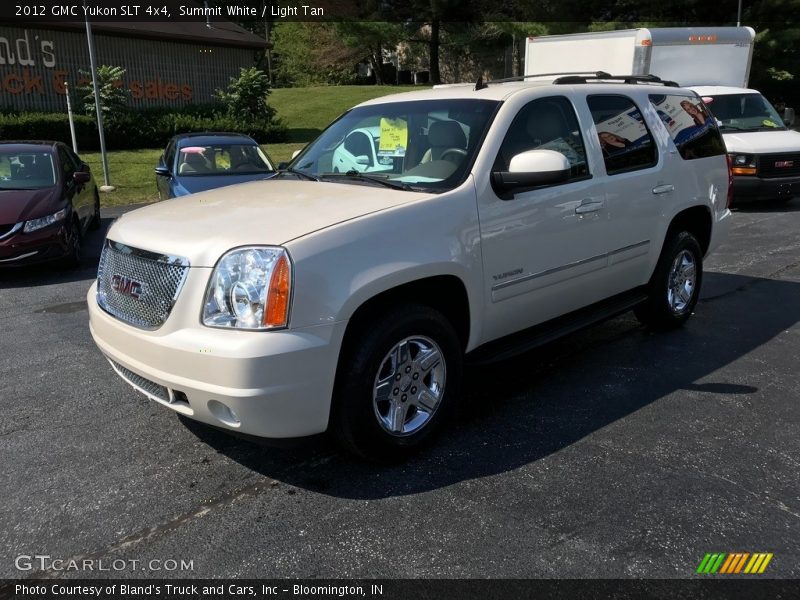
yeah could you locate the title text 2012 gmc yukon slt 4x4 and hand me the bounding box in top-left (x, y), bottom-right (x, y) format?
top-left (88, 75), bottom-right (731, 459)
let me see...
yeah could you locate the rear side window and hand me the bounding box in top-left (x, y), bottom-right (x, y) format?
top-left (587, 95), bottom-right (657, 174)
top-left (649, 94), bottom-right (726, 160)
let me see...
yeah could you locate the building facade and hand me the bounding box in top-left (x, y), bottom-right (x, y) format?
top-left (0, 21), bottom-right (265, 112)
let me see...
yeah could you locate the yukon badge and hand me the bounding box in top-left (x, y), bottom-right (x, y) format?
top-left (111, 275), bottom-right (144, 300)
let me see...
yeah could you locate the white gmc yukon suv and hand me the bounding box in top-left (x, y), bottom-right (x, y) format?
top-left (88, 75), bottom-right (732, 459)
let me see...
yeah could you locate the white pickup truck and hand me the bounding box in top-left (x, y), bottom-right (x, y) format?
top-left (524, 27), bottom-right (800, 203)
top-left (89, 76), bottom-right (731, 459)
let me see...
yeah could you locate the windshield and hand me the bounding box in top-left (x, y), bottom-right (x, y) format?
top-left (290, 99), bottom-right (501, 192)
top-left (177, 144), bottom-right (274, 177)
top-left (704, 93), bottom-right (787, 132)
top-left (0, 150), bottom-right (56, 190)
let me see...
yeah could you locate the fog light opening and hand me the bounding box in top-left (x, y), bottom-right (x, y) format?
top-left (207, 400), bottom-right (240, 427)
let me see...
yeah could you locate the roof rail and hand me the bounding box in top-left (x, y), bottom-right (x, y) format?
top-left (552, 73), bottom-right (680, 87)
top-left (479, 71), bottom-right (611, 88)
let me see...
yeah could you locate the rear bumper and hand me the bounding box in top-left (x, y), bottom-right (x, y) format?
top-left (0, 222), bottom-right (70, 267)
top-left (732, 175), bottom-right (800, 203)
top-left (88, 282), bottom-right (347, 439)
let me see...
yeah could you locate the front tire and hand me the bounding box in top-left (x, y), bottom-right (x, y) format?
top-left (89, 189), bottom-right (101, 230)
top-left (62, 217), bottom-right (82, 268)
top-left (635, 231), bottom-right (703, 330)
top-left (331, 304), bottom-right (462, 460)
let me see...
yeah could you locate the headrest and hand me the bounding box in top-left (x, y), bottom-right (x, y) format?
top-left (428, 121), bottom-right (466, 148)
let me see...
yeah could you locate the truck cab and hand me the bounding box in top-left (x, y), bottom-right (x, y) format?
top-left (691, 85), bottom-right (800, 202)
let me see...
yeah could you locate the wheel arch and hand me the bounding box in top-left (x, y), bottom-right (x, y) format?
top-left (665, 205), bottom-right (712, 256)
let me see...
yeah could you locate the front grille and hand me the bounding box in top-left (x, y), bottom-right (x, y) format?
top-left (109, 359), bottom-right (170, 402)
top-left (758, 153), bottom-right (800, 178)
top-left (97, 239), bottom-right (189, 329)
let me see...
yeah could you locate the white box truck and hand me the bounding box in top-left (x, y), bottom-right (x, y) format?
top-left (525, 27), bottom-right (800, 203)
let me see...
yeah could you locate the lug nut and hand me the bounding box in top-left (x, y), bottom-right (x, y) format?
top-left (413, 373), bottom-right (419, 380)
top-left (411, 387), bottom-right (417, 394)
top-left (405, 366), bottom-right (411, 373)
top-left (393, 388), bottom-right (399, 395)
top-left (395, 374), bottom-right (401, 381)
top-left (401, 394), bottom-right (407, 402)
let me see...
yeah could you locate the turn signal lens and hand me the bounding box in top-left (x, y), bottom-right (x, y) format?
top-left (731, 167), bottom-right (757, 176)
top-left (264, 254), bottom-right (291, 327)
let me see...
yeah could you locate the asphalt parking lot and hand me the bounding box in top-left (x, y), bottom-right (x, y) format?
top-left (1, 200), bottom-right (799, 579)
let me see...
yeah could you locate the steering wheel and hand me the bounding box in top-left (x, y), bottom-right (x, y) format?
top-left (440, 148), bottom-right (468, 162)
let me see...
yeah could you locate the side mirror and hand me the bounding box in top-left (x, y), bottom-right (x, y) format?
top-left (73, 171), bottom-right (91, 184)
top-left (277, 162), bottom-right (289, 170)
top-left (355, 155), bottom-right (370, 166)
top-left (291, 149), bottom-right (302, 159)
top-left (154, 166), bottom-right (171, 178)
top-left (492, 150), bottom-right (570, 197)
top-left (783, 107), bottom-right (795, 128)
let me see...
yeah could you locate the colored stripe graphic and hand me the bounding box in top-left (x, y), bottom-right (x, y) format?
top-left (698, 552), bottom-right (773, 574)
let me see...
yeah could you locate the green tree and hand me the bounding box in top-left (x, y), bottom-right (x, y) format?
top-left (272, 22), bottom-right (362, 86)
top-left (77, 65), bottom-right (128, 122)
top-left (335, 22), bottom-right (405, 84)
top-left (215, 67), bottom-right (276, 126)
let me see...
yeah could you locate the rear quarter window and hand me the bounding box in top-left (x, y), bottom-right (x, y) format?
top-left (587, 95), bottom-right (657, 175)
top-left (649, 94), bottom-right (726, 160)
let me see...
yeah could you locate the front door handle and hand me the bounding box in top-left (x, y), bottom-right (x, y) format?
top-left (652, 184), bottom-right (675, 195)
top-left (575, 199), bottom-right (604, 214)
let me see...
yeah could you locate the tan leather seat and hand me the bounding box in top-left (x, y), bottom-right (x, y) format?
top-left (421, 121), bottom-right (467, 163)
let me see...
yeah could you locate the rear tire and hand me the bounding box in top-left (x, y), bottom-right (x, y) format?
top-left (635, 231), bottom-right (703, 330)
top-left (331, 304), bottom-right (462, 461)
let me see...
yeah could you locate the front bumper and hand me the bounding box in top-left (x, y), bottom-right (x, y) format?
top-left (87, 281), bottom-right (347, 439)
top-left (732, 174), bottom-right (800, 203)
top-left (0, 222), bottom-right (70, 267)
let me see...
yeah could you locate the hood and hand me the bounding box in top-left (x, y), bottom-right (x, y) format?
top-left (0, 187), bottom-right (60, 225)
top-left (721, 129), bottom-right (800, 154)
top-left (108, 179), bottom-right (432, 267)
top-left (173, 172), bottom-right (276, 196)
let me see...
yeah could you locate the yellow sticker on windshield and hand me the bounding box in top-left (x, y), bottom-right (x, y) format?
top-left (378, 117), bottom-right (408, 157)
top-left (762, 119), bottom-right (778, 128)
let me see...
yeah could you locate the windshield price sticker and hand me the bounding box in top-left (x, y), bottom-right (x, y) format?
top-left (378, 117), bottom-right (408, 157)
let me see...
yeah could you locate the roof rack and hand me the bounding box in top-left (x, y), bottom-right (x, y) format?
top-left (552, 73), bottom-right (680, 87)
top-left (476, 71), bottom-right (611, 89)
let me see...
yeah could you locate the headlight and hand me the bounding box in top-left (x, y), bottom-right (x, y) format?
top-left (24, 208), bottom-right (67, 233)
top-left (730, 153), bottom-right (755, 168)
top-left (202, 247), bottom-right (292, 330)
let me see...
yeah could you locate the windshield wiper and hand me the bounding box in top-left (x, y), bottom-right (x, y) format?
top-left (277, 168), bottom-right (319, 182)
top-left (718, 124), bottom-right (744, 130)
top-left (322, 170), bottom-right (413, 191)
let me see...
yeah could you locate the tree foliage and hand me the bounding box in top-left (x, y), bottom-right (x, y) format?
top-left (77, 65), bottom-right (128, 122)
top-left (214, 67), bottom-right (277, 126)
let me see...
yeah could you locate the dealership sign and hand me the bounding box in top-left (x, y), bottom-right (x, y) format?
top-left (0, 29), bottom-right (194, 100)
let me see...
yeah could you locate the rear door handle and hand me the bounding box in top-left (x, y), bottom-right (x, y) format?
top-left (652, 184), bottom-right (675, 195)
top-left (575, 199), bottom-right (604, 214)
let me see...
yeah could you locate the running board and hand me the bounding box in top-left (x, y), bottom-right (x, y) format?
top-left (466, 289), bottom-right (648, 365)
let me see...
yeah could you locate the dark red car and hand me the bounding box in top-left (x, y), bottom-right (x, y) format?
top-left (0, 141), bottom-right (100, 267)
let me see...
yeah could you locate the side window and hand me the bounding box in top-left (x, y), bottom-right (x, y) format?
top-left (587, 95), bottom-right (657, 174)
top-left (495, 96), bottom-right (589, 181)
top-left (165, 141), bottom-right (176, 170)
top-left (57, 146), bottom-right (76, 180)
top-left (649, 94), bottom-right (726, 160)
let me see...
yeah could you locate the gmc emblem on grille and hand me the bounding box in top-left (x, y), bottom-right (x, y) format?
top-left (775, 160), bottom-right (794, 168)
top-left (111, 275), bottom-right (144, 300)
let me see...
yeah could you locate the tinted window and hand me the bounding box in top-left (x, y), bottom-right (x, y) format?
top-left (57, 145), bottom-right (76, 178)
top-left (587, 95), bottom-right (657, 174)
top-left (649, 94), bottom-right (726, 160)
top-left (0, 148), bottom-right (56, 189)
top-left (495, 96), bottom-right (589, 181)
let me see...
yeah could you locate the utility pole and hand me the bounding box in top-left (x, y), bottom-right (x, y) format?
top-left (84, 0), bottom-right (113, 191)
top-left (64, 82), bottom-right (78, 154)
top-left (737, 0), bottom-right (743, 26)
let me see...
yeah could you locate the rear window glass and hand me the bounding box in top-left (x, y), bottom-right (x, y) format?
top-left (587, 95), bottom-right (657, 174)
top-left (649, 95), bottom-right (726, 160)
